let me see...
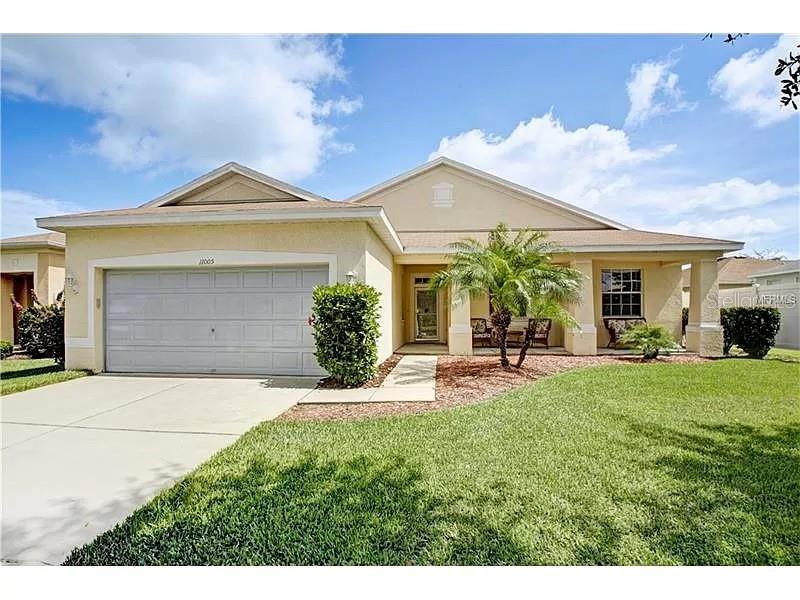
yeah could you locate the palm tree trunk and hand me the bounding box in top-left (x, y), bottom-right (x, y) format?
top-left (490, 308), bottom-right (512, 368)
top-left (515, 328), bottom-right (532, 368)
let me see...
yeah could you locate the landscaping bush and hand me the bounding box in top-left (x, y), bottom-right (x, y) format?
top-left (311, 282), bottom-right (381, 386)
top-left (17, 291), bottom-right (65, 366)
top-left (720, 306), bottom-right (781, 359)
top-left (618, 323), bottom-right (679, 360)
top-left (0, 340), bottom-right (12, 359)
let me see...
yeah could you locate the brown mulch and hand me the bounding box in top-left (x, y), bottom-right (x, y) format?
top-left (278, 352), bottom-right (709, 422)
top-left (315, 353), bottom-right (402, 389)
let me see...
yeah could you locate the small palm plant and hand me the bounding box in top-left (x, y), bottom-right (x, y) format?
top-left (430, 223), bottom-right (583, 368)
top-left (618, 324), bottom-right (678, 360)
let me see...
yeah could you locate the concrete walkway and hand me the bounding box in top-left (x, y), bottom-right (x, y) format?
top-left (1, 375), bottom-right (313, 565)
top-left (299, 355), bottom-right (437, 403)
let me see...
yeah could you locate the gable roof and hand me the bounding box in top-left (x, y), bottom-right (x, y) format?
top-left (750, 259), bottom-right (799, 279)
top-left (682, 256), bottom-right (787, 288)
top-left (347, 156), bottom-right (629, 230)
top-left (141, 162), bottom-right (330, 207)
top-left (0, 231), bottom-right (66, 250)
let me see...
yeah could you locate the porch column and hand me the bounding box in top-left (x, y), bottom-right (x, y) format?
top-left (448, 285), bottom-right (473, 356)
top-left (564, 259), bottom-right (597, 355)
top-left (686, 258), bottom-right (723, 356)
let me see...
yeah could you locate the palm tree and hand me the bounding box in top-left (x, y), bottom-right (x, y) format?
top-left (430, 224), bottom-right (583, 368)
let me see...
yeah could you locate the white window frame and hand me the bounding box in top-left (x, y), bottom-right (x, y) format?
top-left (601, 268), bottom-right (643, 318)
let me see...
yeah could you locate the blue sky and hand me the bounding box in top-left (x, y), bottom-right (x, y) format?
top-left (2, 34), bottom-right (798, 256)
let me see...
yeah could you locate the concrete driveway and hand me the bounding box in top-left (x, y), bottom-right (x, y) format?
top-left (1, 374), bottom-right (315, 565)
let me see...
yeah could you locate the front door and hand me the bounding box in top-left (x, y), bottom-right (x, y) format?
top-left (414, 287), bottom-right (439, 341)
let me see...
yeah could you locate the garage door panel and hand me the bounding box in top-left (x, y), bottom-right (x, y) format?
top-left (243, 271), bottom-right (271, 288)
top-left (105, 267), bottom-right (326, 375)
top-left (187, 272), bottom-right (211, 288)
top-left (273, 270), bottom-right (300, 288)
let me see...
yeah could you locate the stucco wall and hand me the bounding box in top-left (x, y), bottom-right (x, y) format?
top-left (63, 221), bottom-right (387, 371)
top-left (364, 227), bottom-right (397, 362)
top-left (593, 261), bottom-right (683, 348)
top-left (358, 164), bottom-right (609, 232)
top-left (0, 275), bottom-right (15, 342)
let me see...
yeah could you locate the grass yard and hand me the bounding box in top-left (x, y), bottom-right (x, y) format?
top-left (0, 358), bottom-right (88, 395)
top-left (65, 359), bottom-right (799, 566)
top-left (767, 347), bottom-right (800, 363)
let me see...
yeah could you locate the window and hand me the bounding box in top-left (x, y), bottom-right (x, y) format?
top-left (601, 269), bottom-right (642, 317)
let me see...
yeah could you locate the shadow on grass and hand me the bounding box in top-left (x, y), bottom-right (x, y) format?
top-left (64, 453), bottom-right (528, 565)
top-left (587, 419), bottom-right (800, 565)
top-left (0, 364), bottom-right (62, 379)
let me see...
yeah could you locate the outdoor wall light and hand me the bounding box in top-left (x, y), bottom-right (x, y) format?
top-left (65, 272), bottom-right (79, 294)
top-left (345, 270), bottom-right (358, 283)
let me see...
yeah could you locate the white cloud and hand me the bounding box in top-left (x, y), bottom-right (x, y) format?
top-left (1, 190), bottom-right (85, 237)
top-left (710, 34), bottom-right (800, 127)
top-left (430, 111), bottom-right (675, 210)
top-left (1, 36), bottom-right (361, 180)
top-left (428, 110), bottom-right (799, 256)
top-left (625, 57), bottom-right (694, 127)
top-left (667, 215), bottom-right (784, 239)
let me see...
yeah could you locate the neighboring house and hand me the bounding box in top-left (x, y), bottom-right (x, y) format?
top-left (750, 261), bottom-right (799, 349)
top-left (0, 232), bottom-right (66, 345)
top-left (681, 256), bottom-right (785, 307)
top-left (36, 158), bottom-right (743, 375)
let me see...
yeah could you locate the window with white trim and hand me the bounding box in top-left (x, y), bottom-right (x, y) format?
top-left (601, 269), bottom-right (642, 317)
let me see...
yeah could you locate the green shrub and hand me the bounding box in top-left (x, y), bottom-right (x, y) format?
top-left (17, 291), bottom-right (65, 366)
top-left (0, 339), bottom-right (13, 359)
top-left (311, 283), bottom-right (381, 386)
top-left (720, 307), bottom-right (781, 359)
top-left (618, 323), bottom-right (679, 360)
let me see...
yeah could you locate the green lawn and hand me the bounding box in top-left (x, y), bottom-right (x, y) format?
top-left (65, 360), bottom-right (799, 566)
top-left (0, 358), bottom-right (88, 395)
top-left (767, 347), bottom-right (800, 363)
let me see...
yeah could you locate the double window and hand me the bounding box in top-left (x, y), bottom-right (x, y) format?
top-left (601, 269), bottom-right (642, 317)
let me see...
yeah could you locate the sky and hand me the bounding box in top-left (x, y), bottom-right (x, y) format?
top-left (1, 34), bottom-right (798, 257)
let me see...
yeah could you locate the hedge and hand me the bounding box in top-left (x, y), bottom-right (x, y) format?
top-left (16, 292), bottom-right (65, 365)
top-left (720, 306), bottom-right (781, 359)
top-left (311, 282), bottom-right (381, 386)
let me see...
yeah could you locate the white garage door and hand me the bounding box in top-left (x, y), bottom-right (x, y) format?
top-left (104, 267), bottom-right (327, 375)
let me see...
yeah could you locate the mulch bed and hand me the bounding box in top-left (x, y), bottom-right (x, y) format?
top-left (314, 353), bottom-right (402, 389)
top-left (278, 352), bottom-right (709, 422)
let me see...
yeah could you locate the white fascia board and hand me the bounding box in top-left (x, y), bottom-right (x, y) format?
top-left (36, 206), bottom-right (405, 255)
top-left (402, 242), bottom-right (745, 255)
top-left (140, 162), bottom-right (329, 207)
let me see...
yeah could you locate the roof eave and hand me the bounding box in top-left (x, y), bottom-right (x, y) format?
top-left (140, 162), bottom-right (330, 207)
top-left (403, 242), bottom-right (745, 255)
top-left (36, 206), bottom-right (405, 255)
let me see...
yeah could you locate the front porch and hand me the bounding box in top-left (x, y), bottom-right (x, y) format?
top-left (395, 254), bottom-right (724, 358)
top-left (396, 343), bottom-right (682, 356)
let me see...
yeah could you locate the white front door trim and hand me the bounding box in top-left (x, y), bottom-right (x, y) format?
top-left (65, 250), bottom-right (337, 350)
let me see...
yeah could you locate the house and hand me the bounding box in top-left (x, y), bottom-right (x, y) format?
top-left (36, 158), bottom-right (743, 375)
top-left (681, 256), bottom-right (785, 307)
top-left (750, 261), bottom-right (799, 349)
top-left (0, 232), bottom-right (66, 345)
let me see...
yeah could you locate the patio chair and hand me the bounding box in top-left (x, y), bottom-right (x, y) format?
top-left (527, 318), bottom-right (552, 349)
top-left (603, 317), bottom-right (647, 348)
top-left (471, 318), bottom-right (494, 347)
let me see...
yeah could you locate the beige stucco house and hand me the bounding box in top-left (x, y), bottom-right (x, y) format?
top-left (37, 159), bottom-right (742, 375)
top-left (0, 232), bottom-right (66, 345)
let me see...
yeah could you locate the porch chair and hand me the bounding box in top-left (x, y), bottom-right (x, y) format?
top-left (470, 318), bottom-right (494, 347)
top-left (527, 318), bottom-right (552, 349)
top-left (603, 317), bottom-right (647, 348)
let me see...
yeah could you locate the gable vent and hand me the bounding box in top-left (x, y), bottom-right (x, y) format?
top-left (431, 182), bottom-right (454, 208)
